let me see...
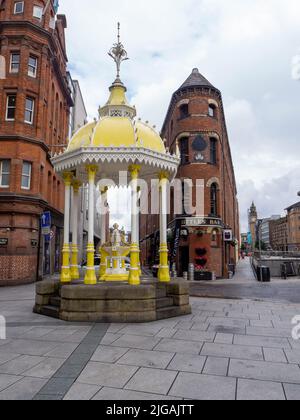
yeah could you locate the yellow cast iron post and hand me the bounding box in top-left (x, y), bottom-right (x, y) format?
top-left (128, 164), bottom-right (141, 285)
top-left (158, 172), bottom-right (171, 283)
top-left (61, 172), bottom-right (73, 283)
top-left (84, 164), bottom-right (98, 285)
top-left (70, 179), bottom-right (82, 280)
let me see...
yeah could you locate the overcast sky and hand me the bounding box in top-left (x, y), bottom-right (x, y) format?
top-left (60, 0), bottom-right (300, 232)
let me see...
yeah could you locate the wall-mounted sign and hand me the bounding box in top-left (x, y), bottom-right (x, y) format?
top-left (224, 229), bottom-right (233, 242)
top-left (0, 238), bottom-right (8, 246)
top-left (41, 211), bottom-right (51, 235)
top-left (183, 217), bottom-right (223, 228)
top-left (31, 240), bottom-right (38, 248)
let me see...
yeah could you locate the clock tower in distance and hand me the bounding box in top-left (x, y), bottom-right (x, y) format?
top-left (248, 202), bottom-right (258, 250)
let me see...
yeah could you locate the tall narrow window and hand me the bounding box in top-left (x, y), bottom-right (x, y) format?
top-left (179, 104), bottom-right (189, 119)
top-left (210, 138), bottom-right (217, 165)
top-left (21, 162), bottom-right (32, 190)
top-left (14, 1), bottom-right (24, 14)
top-left (210, 183), bottom-right (218, 216)
top-left (28, 56), bottom-right (38, 78)
top-left (209, 104), bottom-right (216, 118)
top-left (25, 97), bottom-right (34, 124)
top-left (6, 94), bottom-right (17, 121)
top-left (10, 53), bottom-right (20, 73)
top-left (180, 137), bottom-right (189, 165)
top-left (0, 160), bottom-right (11, 188)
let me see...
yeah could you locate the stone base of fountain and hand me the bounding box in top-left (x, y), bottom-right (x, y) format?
top-left (33, 279), bottom-right (191, 323)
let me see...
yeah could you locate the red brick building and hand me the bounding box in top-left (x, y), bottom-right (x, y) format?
top-left (0, 0), bottom-right (73, 285)
top-left (141, 69), bottom-right (239, 278)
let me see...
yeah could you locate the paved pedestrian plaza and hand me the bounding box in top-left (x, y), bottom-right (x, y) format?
top-left (1, 267), bottom-right (300, 400)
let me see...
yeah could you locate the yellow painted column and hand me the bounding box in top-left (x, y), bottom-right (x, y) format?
top-left (70, 180), bottom-right (82, 280)
top-left (158, 172), bottom-right (171, 283)
top-left (84, 165), bottom-right (98, 285)
top-left (61, 172), bottom-right (73, 283)
top-left (128, 164), bottom-right (141, 286)
top-left (99, 186), bottom-right (108, 280)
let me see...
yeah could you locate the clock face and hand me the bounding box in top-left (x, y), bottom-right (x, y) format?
top-left (251, 217), bottom-right (256, 222)
top-left (192, 135), bottom-right (207, 152)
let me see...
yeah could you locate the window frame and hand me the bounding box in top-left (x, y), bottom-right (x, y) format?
top-left (0, 160), bottom-right (11, 188)
top-left (21, 161), bottom-right (32, 190)
top-left (179, 104), bottom-right (189, 120)
top-left (24, 97), bottom-right (35, 125)
top-left (210, 138), bottom-right (218, 165)
top-left (210, 183), bottom-right (218, 216)
top-left (14, 1), bottom-right (24, 14)
top-left (6, 94), bottom-right (17, 121)
top-left (179, 137), bottom-right (189, 166)
top-left (28, 55), bottom-right (38, 78)
top-left (33, 5), bottom-right (43, 20)
top-left (208, 104), bottom-right (216, 118)
top-left (10, 52), bottom-right (20, 74)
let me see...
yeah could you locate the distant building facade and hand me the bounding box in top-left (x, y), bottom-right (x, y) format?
top-left (0, 0), bottom-right (73, 285)
top-left (269, 216), bottom-right (288, 251)
top-left (286, 202), bottom-right (300, 251)
top-left (259, 215), bottom-right (281, 249)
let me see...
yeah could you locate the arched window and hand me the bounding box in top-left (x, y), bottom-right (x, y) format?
top-left (0, 55), bottom-right (6, 80)
top-left (179, 137), bottom-right (189, 165)
top-left (210, 183), bottom-right (218, 216)
top-left (211, 229), bottom-right (218, 246)
top-left (208, 104), bottom-right (216, 118)
top-left (210, 138), bottom-right (217, 165)
top-left (179, 104), bottom-right (189, 119)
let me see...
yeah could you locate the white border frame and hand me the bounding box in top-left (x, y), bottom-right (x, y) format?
top-left (21, 161), bottom-right (32, 190)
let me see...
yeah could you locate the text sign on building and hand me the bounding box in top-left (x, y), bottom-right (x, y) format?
top-left (41, 211), bottom-right (51, 235)
top-left (224, 229), bottom-right (233, 242)
top-left (183, 217), bottom-right (223, 227)
top-left (0, 238), bottom-right (8, 246)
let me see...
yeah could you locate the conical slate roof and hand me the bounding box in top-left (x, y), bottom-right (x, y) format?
top-left (179, 68), bottom-right (217, 91)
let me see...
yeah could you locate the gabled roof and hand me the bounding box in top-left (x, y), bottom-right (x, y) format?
top-left (286, 201), bottom-right (300, 212)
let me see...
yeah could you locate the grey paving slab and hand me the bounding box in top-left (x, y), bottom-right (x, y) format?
top-left (0, 352), bottom-right (20, 365)
top-left (44, 342), bottom-right (79, 359)
top-left (229, 359), bottom-right (300, 384)
top-left (246, 326), bottom-right (292, 338)
top-left (0, 377), bottom-right (48, 400)
top-left (91, 346), bottom-right (129, 363)
top-left (263, 348), bottom-right (287, 363)
top-left (93, 387), bottom-right (179, 400)
top-left (175, 321), bottom-right (195, 330)
top-left (203, 357), bottom-right (229, 376)
top-left (117, 349), bottom-right (174, 369)
top-left (214, 333), bottom-right (233, 344)
top-left (155, 328), bottom-right (177, 338)
top-left (23, 357), bottom-right (65, 379)
top-left (206, 317), bottom-right (249, 328)
top-left (0, 338), bottom-right (61, 356)
top-left (20, 327), bottom-right (57, 339)
top-left (201, 342), bottom-right (263, 361)
top-left (172, 330), bottom-right (215, 343)
top-left (250, 320), bottom-right (273, 328)
top-left (167, 353), bottom-right (206, 374)
top-left (0, 355), bottom-right (45, 375)
top-left (283, 383), bottom-right (300, 400)
top-left (117, 325), bottom-right (164, 337)
top-left (154, 338), bottom-right (203, 355)
top-left (78, 361), bottom-right (138, 388)
top-left (190, 323), bottom-right (210, 332)
top-left (100, 333), bottom-right (122, 345)
top-left (0, 374), bottom-right (22, 392)
top-left (111, 335), bottom-right (162, 350)
top-left (208, 326), bottom-right (246, 335)
top-left (169, 372), bottom-right (236, 400)
top-left (234, 334), bottom-right (290, 349)
top-left (284, 349), bottom-right (300, 364)
top-left (107, 324), bottom-right (125, 334)
top-left (63, 382), bottom-right (101, 400)
top-left (237, 379), bottom-right (286, 400)
top-left (125, 367), bottom-right (178, 395)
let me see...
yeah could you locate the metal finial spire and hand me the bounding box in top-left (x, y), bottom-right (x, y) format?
top-left (108, 22), bottom-right (129, 80)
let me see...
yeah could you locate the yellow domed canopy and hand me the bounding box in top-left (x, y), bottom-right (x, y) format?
top-left (67, 81), bottom-right (166, 154)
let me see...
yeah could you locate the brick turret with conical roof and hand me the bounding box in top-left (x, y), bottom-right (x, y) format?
top-left (141, 68), bottom-right (239, 278)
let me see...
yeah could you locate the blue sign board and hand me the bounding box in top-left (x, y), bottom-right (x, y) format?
top-left (41, 211), bottom-right (51, 235)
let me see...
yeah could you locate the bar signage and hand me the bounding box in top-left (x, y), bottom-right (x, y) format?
top-left (0, 238), bottom-right (8, 246)
top-left (183, 217), bottom-right (223, 227)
